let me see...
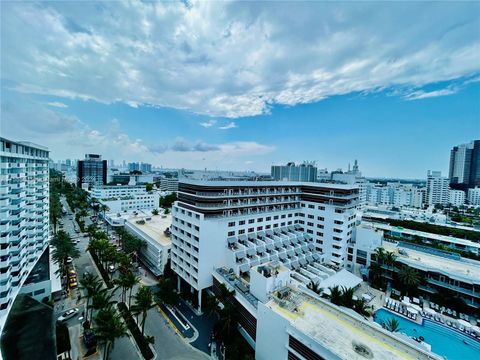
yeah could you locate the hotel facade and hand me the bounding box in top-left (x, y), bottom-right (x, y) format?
top-left (170, 180), bottom-right (358, 309)
top-left (0, 138), bottom-right (50, 331)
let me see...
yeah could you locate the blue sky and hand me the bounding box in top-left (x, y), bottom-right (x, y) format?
top-left (1, 1), bottom-right (479, 178)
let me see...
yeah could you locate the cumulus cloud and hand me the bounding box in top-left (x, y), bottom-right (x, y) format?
top-left (1, 1), bottom-right (479, 118)
top-left (404, 88), bottom-right (458, 100)
top-left (219, 121), bottom-right (238, 130)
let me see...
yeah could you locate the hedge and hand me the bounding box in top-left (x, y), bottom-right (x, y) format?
top-left (89, 250), bottom-right (113, 288)
top-left (117, 302), bottom-right (154, 360)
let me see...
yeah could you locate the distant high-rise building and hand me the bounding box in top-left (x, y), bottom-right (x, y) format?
top-left (427, 171), bottom-right (450, 205)
top-left (449, 140), bottom-right (480, 190)
top-left (128, 162), bottom-right (140, 172)
top-left (271, 162), bottom-right (317, 182)
top-left (0, 137), bottom-right (50, 330)
top-left (77, 154), bottom-right (107, 188)
top-left (140, 163), bottom-right (152, 173)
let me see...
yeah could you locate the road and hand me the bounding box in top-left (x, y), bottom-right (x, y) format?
top-left (58, 197), bottom-right (206, 360)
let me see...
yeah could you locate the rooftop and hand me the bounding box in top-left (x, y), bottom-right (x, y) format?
top-left (267, 288), bottom-right (442, 360)
top-left (126, 213), bottom-right (172, 247)
top-left (383, 242), bottom-right (480, 283)
top-left (365, 221), bottom-right (480, 249)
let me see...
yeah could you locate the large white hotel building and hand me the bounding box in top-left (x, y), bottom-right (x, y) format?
top-left (171, 179), bottom-right (358, 309)
top-left (0, 137), bottom-right (50, 331)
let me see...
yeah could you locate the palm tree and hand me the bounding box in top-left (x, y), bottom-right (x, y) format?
top-left (91, 288), bottom-right (117, 321)
top-left (51, 230), bottom-right (80, 276)
top-left (151, 208), bottom-right (159, 215)
top-left (340, 287), bottom-right (355, 308)
top-left (307, 281), bottom-right (323, 295)
top-left (203, 294), bottom-right (220, 317)
top-left (80, 274), bottom-right (102, 322)
top-left (384, 251), bottom-right (397, 267)
top-left (327, 285), bottom-right (343, 306)
top-left (383, 318), bottom-right (401, 332)
top-left (373, 247), bottom-right (387, 265)
top-left (398, 266), bottom-right (420, 291)
top-left (218, 301), bottom-right (238, 339)
top-left (353, 299), bottom-right (371, 317)
top-left (115, 270), bottom-right (139, 307)
top-left (132, 286), bottom-right (155, 336)
top-left (94, 307), bottom-right (128, 360)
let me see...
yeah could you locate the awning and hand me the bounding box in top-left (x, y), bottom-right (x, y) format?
top-left (299, 258), bottom-right (307, 266)
top-left (313, 253), bottom-right (320, 260)
top-left (295, 248), bottom-right (302, 255)
top-left (306, 255), bottom-right (314, 263)
top-left (236, 252), bottom-right (245, 260)
top-left (247, 248), bottom-right (255, 256)
top-left (257, 231), bottom-right (265, 237)
top-left (279, 253), bottom-right (287, 260)
top-left (266, 243), bottom-right (274, 251)
top-left (270, 254), bottom-right (279, 262)
top-left (227, 237), bottom-right (236, 244)
top-left (239, 235), bottom-right (247, 241)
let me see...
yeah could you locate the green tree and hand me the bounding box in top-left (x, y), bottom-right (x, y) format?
top-left (151, 208), bottom-right (159, 215)
top-left (326, 285), bottom-right (343, 306)
top-left (91, 288), bottom-right (117, 321)
top-left (132, 286), bottom-right (155, 336)
top-left (398, 266), bottom-right (421, 292)
top-left (156, 278), bottom-right (179, 307)
top-left (145, 183), bottom-right (153, 192)
top-left (94, 307), bottom-right (128, 360)
top-left (80, 274), bottom-right (102, 322)
top-left (51, 230), bottom-right (80, 276)
top-left (340, 287), bottom-right (355, 308)
top-left (116, 270), bottom-right (140, 308)
top-left (353, 299), bottom-right (371, 317)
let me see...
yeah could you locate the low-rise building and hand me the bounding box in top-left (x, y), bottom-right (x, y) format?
top-left (158, 176), bottom-right (178, 192)
top-left (467, 187), bottom-right (480, 206)
top-left (91, 184), bottom-right (160, 213)
top-left (125, 214), bottom-right (172, 277)
top-left (449, 189), bottom-right (466, 207)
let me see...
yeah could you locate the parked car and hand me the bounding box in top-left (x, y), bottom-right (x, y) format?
top-left (108, 265), bottom-right (115, 273)
top-left (69, 278), bottom-right (78, 288)
top-left (66, 257), bottom-right (73, 264)
top-left (58, 308), bottom-right (79, 322)
top-left (68, 269), bottom-right (76, 278)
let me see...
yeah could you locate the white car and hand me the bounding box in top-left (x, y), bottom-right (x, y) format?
top-left (66, 257), bottom-right (73, 264)
top-left (108, 265), bottom-right (115, 273)
top-left (58, 308), bottom-right (79, 322)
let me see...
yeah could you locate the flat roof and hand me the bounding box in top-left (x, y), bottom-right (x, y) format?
top-left (126, 214), bottom-right (172, 247)
top-left (319, 269), bottom-right (362, 294)
top-left (179, 179), bottom-right (358, 190)
top-left (364, 221), bottom-right (480, 249)
top-left (383, 242), bottom-right (480, 283)
top-left (267, 289), bottom-right (441, 360)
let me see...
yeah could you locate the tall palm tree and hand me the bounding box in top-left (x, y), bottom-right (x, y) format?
top-left (115, 270), bottom-right (139, 307)
top-left (132, 286), bottom-right (155, 336)
top-left (374, 247), bottom-right (387, 265)
top-left (383, 318), bottom-right (401, 332)
top-left (91, 288), bottom-right (117, 321)
top-left (327, 285), bottom-right (343, 306)
top-left (203, 294), bottom-right (220, 317)
top-left (80, 274), bottom-right (102, 322)
top-left (384, 251), bottom-right (397, 267)
top-left (218, 301), bottom-right (238, 339)
top-left (398, 266), bottom-right (421, 290)
top-left (51, 230), bottom-right (80, 276)
top-left (307, 281), bottom-right (323, 295)
top-left (94, 307), bottom-right (128, 360)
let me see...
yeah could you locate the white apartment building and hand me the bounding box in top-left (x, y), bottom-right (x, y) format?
top-left (365, 182), bottom-right (424, 208)
top-left (0, 138), bottom-right (50, 331)
top-left (427, 170), bottom-right (450, 205)
top-left (468, 187), bottom-right (480, 206)
top-left (449, 189), bottom-right (466, 207)
top-left (158, 176), bottom-right (178, 192)
top-left (171, 180), bottom-right (358, 309)
top-left (91, 184), bottom-right (160, 213)
top-left (125, 214), bottom-right (171, 277)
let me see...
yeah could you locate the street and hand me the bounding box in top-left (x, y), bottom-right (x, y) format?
top-left (57, 196), bottom-right (207, 360)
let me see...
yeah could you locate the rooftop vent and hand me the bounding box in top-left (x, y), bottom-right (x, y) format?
top-left (352, 342), bottom-right (373, 359)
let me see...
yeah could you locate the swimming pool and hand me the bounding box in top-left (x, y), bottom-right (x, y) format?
top-left (374, 309), bottom-right (480, 360)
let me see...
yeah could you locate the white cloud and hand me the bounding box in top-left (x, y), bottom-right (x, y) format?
top-left (199, 119), bottom-right (217, 128)
top-left (404, 87), bottom-right (458, 100)
top-left (1, 1), bottom-right (478, 118)
top-left (219, 121), bottom-right (237, 130)
top-left (47, 101), bottom-right (68, 108)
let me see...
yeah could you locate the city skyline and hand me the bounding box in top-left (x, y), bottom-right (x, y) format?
top-left (2, 1), bottom-right (479, 178)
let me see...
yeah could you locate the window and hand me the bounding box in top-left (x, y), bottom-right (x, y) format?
top-left (316, 232), bottom-right (323, 237)
top-left (317, 224), bottom-right (324, 229)
top-left (239, 229), bottom-right (245, 234)
top-left (266, 225), bottom-right (271, 229)
top-left (266, 217), bottom-right (271, 221)
top-left (317, 216), bottom-right (324, 221)
top-left (239, 220), bottom-right (245, 225)
top-left (281, 214), bottom-right (286, 219)
top-left (307, 222), bottom-right (314, 227)
top-left (307, 215), bottom-right (314, 219)
top-left (288, 214), bottom-right (292, 218)
top-left (257, 218), bottom-right (263, 222)
top-left (228, 231), bottom-right (235, 236)
top-left (257, 226), bottom-right (263, 231)
top-left (248, 227), bottom-right (254, 233)
top-left (334, 220), bottom-right (343, 225)
top-left (318, 206), bottom-right (325, 210)
top-left (228, 222), bottom-right (236, 227)
top-left (308, 205), bottom-right (314, 209)
top-left (274, 215), bottom-right (279, 220)
top-left (248, 219), bottom-right (255, 224)
top-left (281, 222), bottom-right (285, 226)
top-left (307, 229), bottom-right (313, 234)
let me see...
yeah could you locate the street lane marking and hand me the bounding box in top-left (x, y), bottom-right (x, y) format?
top-left (157, 305), bottom-right (184, 338)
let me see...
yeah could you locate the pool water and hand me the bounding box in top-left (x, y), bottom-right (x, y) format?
top-left (374, 309), bottom-right (480, 360)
